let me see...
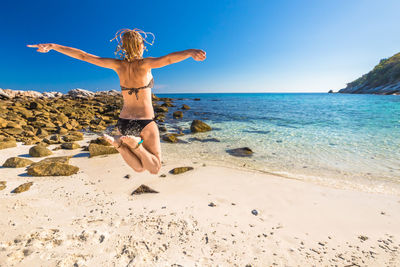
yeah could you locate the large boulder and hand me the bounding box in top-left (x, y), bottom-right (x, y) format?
top-left (29, 145), bottom-right (53, 157)
top-left (0, 140), bottom-right (17, 149)
top-left (190, 120), bottom-right (211, 133)
top-left (27, 161), bottom-right (79, 176)
top-left (88, 143), bottom-right (118, 157)
top-left (3, 157), bottom-right (34, 168)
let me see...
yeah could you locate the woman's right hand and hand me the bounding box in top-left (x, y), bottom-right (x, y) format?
top-left (27, 43), bottom-right (55, 53)
top-left (189, 49), bottom-right (206, 61)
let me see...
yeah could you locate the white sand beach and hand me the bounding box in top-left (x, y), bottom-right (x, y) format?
top-left (1, 134), bottom-right (399, 266)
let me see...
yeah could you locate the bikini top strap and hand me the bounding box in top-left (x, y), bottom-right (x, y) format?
top-left (120, 78), bottom-right (155, 100)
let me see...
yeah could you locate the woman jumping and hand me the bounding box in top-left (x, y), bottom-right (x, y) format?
top-left (27, 27), bottom-right (206, 174)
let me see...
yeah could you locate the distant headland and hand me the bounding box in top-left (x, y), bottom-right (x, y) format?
top-left (335, 52), bottom-right (400, 95)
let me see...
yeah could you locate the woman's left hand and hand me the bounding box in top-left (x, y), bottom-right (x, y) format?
top-left (27, 43), bottom-right (55, 53)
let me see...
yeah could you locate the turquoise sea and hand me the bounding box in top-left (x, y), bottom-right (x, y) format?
top-left (156, 93), bottom-right (400, 194)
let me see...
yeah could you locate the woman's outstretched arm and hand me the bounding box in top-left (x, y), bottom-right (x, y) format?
top-left (27, 43), bottom-right (120, 70)
top-left (142, 49), bottom-right (206, 69)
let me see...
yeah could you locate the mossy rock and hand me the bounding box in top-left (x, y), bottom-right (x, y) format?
top-left (162, 134), bottom-right (178, 143)
top-left (173, 111), bottom-right (183, 118)
top-left (90, 136), bottom-right (111, 146)
top-left (181, 104), bottom-right (190, 110)
top-left (11, 182), bottom-right (33, 193)
top-left (29, 145), bottom-right (53, 157)
top-left (169, 166), bottom-right (194, 174)
top-left (88, 143), bottom-right (118, 157)
top-left (3, 157), bottom-right (34, 168)
top-left (61, 142), bottom-right (81, 150)
top-left (0, 140), bottom-right (17, 149)
top-left (62, 131), bottom-right (84, 142)
top-left (32, 156), bottom-right (71, 165)
top-left (27, 162), bottom-right (79, 176)
top-left (190, 120), bottom-right (211, 133)
top-left (0, 181), bottom-right (6, 191)
top-left (154, 106), bottom-right (169, 113)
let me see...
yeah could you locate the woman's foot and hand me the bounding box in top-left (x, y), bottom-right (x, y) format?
top-left (120, 135), bottom-right (142, 150)
top-left (103, 134), bottom-right (122, 149)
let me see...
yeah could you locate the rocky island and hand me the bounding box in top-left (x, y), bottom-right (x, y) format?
top-left (338, 52), bottom-right (400, 95)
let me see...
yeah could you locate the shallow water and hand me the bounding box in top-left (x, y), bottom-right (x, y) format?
top-left (156, 93), bottom-right (400, 194)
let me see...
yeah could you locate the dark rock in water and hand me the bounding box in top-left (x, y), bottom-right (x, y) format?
top-left (0, 181), bottom-right (6, 191)
top-left (162, 134), bottom-right (178, 143)
top-left (88, 143), bottom-right (118, 157)
top-left (158, 125), bottom-right (167, 132)
top-left (131, 184), bottom-right (159, 195)
top-left (169, 166), bottom-right (194, 174)
top-left (173, 111), bottom-right (183, 118)
top-left (190, 120), bottom-right (211, 133)
top-left (3, 157), bottom-right (34, 168)
top-left (208, 202), bottom-right (216, 207)
top-left (161, 102), bottom-right (175, 107)
top-left (0, 140), bottom-right (17, 150)
top-left (154, 106), bottom-right (168, 113)
top-left (29, 145), bottom-right (53, 157)
top-left (193, 98), bottom-right (201, 101)
top-left (27, 162), bottom-right (79, 176)
top-left (328, 90), bottom-right (334, 93)
top-left (251, 209), bottom-right (258, 216)
top-left (181, 104), bottom-right (190, 110)
top-left (61, 142), bottom-right (81, 150)
top-left (11, 182), bottom-right (33, 193)
top-left (226, 147), bottom-right (254, 157)
top-left (189, 137), bottom-right (220, 143)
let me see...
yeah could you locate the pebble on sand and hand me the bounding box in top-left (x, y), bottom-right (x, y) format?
top-left (131, 184), bottom-right (159, 195)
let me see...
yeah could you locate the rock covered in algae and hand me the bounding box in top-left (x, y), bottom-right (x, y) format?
top-left (190, 120), bottom-right (211, 133)
top-left (11, 182), bottom-right (33, 193)
top-left (2, 157), bottom-right (34, 168)
top-left (29, 145), bottom-right (52, 157)
top-left (169, 166), bottom-right (194, 174)
top-left (88, 143), bottom-right (118, 157)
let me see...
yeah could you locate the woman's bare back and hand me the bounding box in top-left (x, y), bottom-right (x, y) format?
top-left (116, 59), bottom-right (155, 119)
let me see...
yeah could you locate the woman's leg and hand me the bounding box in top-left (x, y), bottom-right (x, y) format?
top-left (120, 135), bottom-right (161, 174)
top-left (103, 134), bottom-right (144, 172)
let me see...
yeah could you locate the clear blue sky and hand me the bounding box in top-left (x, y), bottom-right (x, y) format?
top-left (2, 0), bottom-right (400, 93)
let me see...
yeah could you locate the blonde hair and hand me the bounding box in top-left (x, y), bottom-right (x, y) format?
top-left (110, 28), bottom-right (155, 62)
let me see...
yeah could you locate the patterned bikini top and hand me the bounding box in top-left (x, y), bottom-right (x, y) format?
top-left (120, 78), bottom-right (154, 100)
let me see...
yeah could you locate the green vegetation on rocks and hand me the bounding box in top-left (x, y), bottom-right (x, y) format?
top-left (339, 52), bottom-right (400, 94)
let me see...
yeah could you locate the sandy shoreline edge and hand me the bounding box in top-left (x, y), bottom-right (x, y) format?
top-left (1, 133), bottom-right (400, 266)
